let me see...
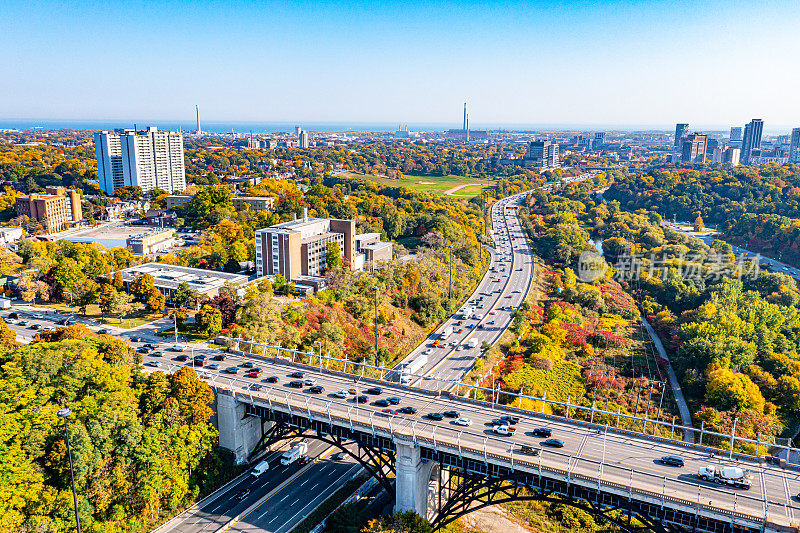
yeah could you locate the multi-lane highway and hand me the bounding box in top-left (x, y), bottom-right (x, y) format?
top-left (399, 191), bottom-right (535, 385)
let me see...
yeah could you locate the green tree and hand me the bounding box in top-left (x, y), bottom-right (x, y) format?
top-left (363, 511), bottom-right (432, 533)
top-left (173, 281), bottom-right (200, 309)
top-left (325, 241), bottom-right (343, 270)
top-left (145, 287), bottom-right (165, 313)
top-left (52, 256), bottom-right (87, 307)
top-left (130, 273), bottom-right (156, 302)
top-left (196, 304), bottom-right (222, 337)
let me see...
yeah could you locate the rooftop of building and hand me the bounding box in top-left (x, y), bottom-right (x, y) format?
top-left (303, 231), bottom-right (341, 245)
top-left (121, 262), bottom-right (247, 292)
top-left (354, 232), bottom-right (381, 242)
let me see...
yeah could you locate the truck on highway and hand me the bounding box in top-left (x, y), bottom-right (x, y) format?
top-left (280, 441), bottom-right (309, 466)
top-left (697, 465), bottom-right (751, 489)
top-left (459, 306), bottom-right (473, 319)
top-left (399, 354), bottom-right (428, 384)
top-left (467, 339), bottom-right (479, 349)
top-left (251, 459), bottom-right (270, 477)
top-left (440, 325), bottom-right (453, 339)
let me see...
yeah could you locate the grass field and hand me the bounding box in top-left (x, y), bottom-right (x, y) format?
top-left (40, 302), bottom-right (162, 329)
top-left (338, 171), bottom-right (489, 196)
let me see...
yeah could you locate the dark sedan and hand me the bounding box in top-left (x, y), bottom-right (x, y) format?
top-left (531, 428), bottom-right (552, 438)
top-left (660, 456), bottom-right (684, 467)
top-left (288, 380), bottom-right (304, 388)
top-left (542, 438), bottom-right (564, 448)
top-left (398, 406), bottom-right (417, 415)
top-left (427, 413), bottom-right (444, 421)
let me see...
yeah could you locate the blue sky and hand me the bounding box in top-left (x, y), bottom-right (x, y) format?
top-left (2, 0), bottom-right (800, 129)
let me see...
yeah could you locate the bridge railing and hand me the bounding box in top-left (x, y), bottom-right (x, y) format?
top-left (208, 375), bottom-right (797, 529)
top-left (217, 337), bottom-right (800, 464)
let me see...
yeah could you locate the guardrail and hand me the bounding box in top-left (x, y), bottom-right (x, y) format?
top-left (214, 338), bottom-right (800, 465)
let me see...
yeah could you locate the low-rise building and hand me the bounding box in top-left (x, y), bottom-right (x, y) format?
top-left (15, 186), bottom-right (82, 233)
top-left (120, 262), bottom-right (248, 301)
top-left (165, 195), bottom-right (194, 209)
top-left (232, 196), bottom-right (275, 212)
top-left (355, 233), bottom-right (393, 269)
top-left (0, 227), bottom-right (23, 244)
top-left (126, 229), bottom-right (176, 255)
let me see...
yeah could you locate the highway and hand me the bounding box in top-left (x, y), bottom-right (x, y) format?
top-left (398, 191), bottom-right (535, 386)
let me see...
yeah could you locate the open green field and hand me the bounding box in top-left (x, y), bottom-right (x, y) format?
top-left (40, 302), bottom-right (162, 329)
top-left (339, 171), bottom-right (489, 196)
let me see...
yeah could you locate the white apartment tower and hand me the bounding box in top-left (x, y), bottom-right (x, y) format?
top-left (95, 127), bottom-right (187, 194)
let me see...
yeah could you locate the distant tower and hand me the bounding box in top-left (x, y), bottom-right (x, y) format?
top-left (466, 113), bottom-right (470, 142)
top-left (195, 105), bottom-right (201, 134)
top-left (463, 102), bottom-right (467, 130)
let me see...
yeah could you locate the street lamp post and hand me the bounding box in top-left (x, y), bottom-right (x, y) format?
top-left (372, 286), bottom-right (379, 361)
top-left (57, 407), bottom-right (82, 533)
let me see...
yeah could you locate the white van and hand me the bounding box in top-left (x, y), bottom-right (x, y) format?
top-left (251, 460), bottom-right (270, 477)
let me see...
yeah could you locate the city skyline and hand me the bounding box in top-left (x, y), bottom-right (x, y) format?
top-left (2, 1), bottom-right (800, 127)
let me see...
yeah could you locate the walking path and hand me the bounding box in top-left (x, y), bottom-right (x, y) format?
top-left (443, 183), bottom-right (483, 196)
top-left (641, 316), bottom-right (695, 443)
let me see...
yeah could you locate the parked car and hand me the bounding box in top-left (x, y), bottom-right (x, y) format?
top-left (151, 350), bottom-right (164, 357)
top-left (98, 328), bottom-right (110, 334)
top-left (146, 360), bottom-right (162, 367)
top-left (302, 378), bottom-right (316, 386)
top-left (175, 354), bottom-right (189, 361)
top-left (213, 354), bottom-right (226, 361)
top-left (247, 370), bottom-right (261, 378)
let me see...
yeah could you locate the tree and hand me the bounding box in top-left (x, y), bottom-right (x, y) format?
top-left (363, 511), bottom-right (432, 533)
top-left (325, 503), bottom-right (363, 533)
top-left (173, 282), bottom-right (200, 309)
top-left (693, 213), bottom-right (705, 232)
top-left (116, 291), bottom-right (136, 324)
top-left (130, 273), bottom-right (156, 302)
top-left (325, 241), bottom-right (343, 270)
top-left (196, 304), bottom-right (222, 337)
top-left (145, 287), bottom-right (165, 313)
top-left (75, 280), bottom-right (100, 316)
top-left (52, 257), bottom-right (86, 307)
top-left (0, 318), bottom-right (18, 349)
top-left (99, 284), bottom-right (118, 317)
top-left (206, 292), bottom-right (237, 326)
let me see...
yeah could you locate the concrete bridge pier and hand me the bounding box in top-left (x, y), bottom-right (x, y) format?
top-left (395, 441), bottom-right (435, 517)
top-left (216, 391), bottom-right (264, 464)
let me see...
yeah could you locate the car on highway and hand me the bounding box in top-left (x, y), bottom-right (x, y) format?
top-left (288, 380), bottom-right (304, 388)
top-left (660, 456), bottom-right (685, 467)
top-left (398, 406), bottom-right (417, 415)
top-left (302, 378), bottom-right (316, 386)
top-left (97, 328), bottom-right (110, 334)
top-left (236, 488), bottom-right (250, 501)
top-left (374, 399), bottom-right (391, 407)
top-left (355, 395), bottom-right (368, 403)
top-left (207, 363), bottom-right (220, 370)
top-left (137, 346), bottom-right (150, 354)
top-left (387, 396), bottom-right (401, 405)
top-left (309, 385), bottom-right (325, 394)
top-left (263, 375), bottom-right (279, 383)
top-left (382, 408), bottom-right (399, 415)
top-left (8, 312), bottom-right (19, 319)
top-left (443, 410), bottom-right (459, 418)
top-left (289, 371), bottom-right (304, 378)
top-left (331, 452), bottom-right (346, 461)
top-left (542, 438), bottom-right (565, 448)
top-left (224, 367), bottom-right (239, 374)
top-left (146, 360), bottom-right (162, 367)
top-left (332, 390), bottom-right (348, 399)
top-left (213, 354), bottom-right (226, 361)
top-left (171, 344), bottom-right (185, 351)
top-left (366, 387), bottom-right (382, 395)
top-left (454, 417), bottom-right (472, 426)
top-left (499, 415), bottom-right (520, 425)
top-left (423, 348), bottom-right (433, 355)
top-left (251, 384), bottom-right (263, 391)
top-left (241, 361), bottom-right (255, 368)
top-left (151, 350), bottom-right (164, 357)
top-left (175, 354), bottom-right (189, 361)
top-left (427, 412), bottom-right (444, 421)
top-left (18, 320), bottom-right (29, 326)
top-left (29, 323), bottom-right (41, 330)
top-left (247, 370), bottom-right (261, 378)
top-left (531, 428), bottom-right (552, 437)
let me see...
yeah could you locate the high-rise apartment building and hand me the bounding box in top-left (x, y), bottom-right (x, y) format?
top-left (15, 186), bottom-right (83, 233)
top-left (299, 131), bottom-right (309, 149)
top-left (723, 147), bottom-right (741, 166)
top-left (730, 127), bottom-right (742, 143)
top-left (674, 123), bottom-right (689, 149)
top-left (525, 141), bottom-right (559, 169)
top-left (681, 133), bottom-right (708, 163)
top-left (741, 119), bottom-right (764, 165)
top-left (95, 127), bottom-right (187, 194)
top-left (790, 128), bottom-right (800, 164)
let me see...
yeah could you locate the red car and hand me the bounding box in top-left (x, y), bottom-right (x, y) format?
top-left (247, 370), bottom-right (262, 378)
top-left (456, 328), bottom-right (463, 333)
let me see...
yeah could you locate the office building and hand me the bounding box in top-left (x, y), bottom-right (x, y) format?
top-left (592, 132), bottom-right (606, 150)
top-left (299, 131), bottom-right (309, 149)
top-left (706, 138), bottom-right (719, 154)
top-left (232, 196), bottom-right (275, 213)
top-left (15, 186), bottom-right (82, 233)
top-left (126, 229), bottom-right (176, 255)
top-left (681, 133), bottom-right (708, 163)
top-left (95, 127), bottom-right (187, 194)
top-left (254, 209), bottom-right (392, 282)
top-left (790, 128), bottom-right (800, 164)
top-left (741, 119), bottom-right (764, 165)
top-left (525, 141), bottom-right (559, 169)
top-left (674, 123), bottom-right (689, 149)
top-left (121, 262), bottom-right (247, 301)
top-left (730, 127), bottom-right (742, 143)
top-left (723, 147), bottom-right (741, 166)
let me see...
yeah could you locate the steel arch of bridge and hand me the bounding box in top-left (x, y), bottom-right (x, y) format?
top-left (244, 402), bottom-right (396, 495)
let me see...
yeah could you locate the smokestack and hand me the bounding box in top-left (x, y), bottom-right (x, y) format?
top-left (303, 207), bottom-right (308, 222)
top-left (463, 102), bottom-right (467, 130)
top-left (466, 114), bottom-right (469, 142)
top-left (195, 105), bottom-right (200, 134)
